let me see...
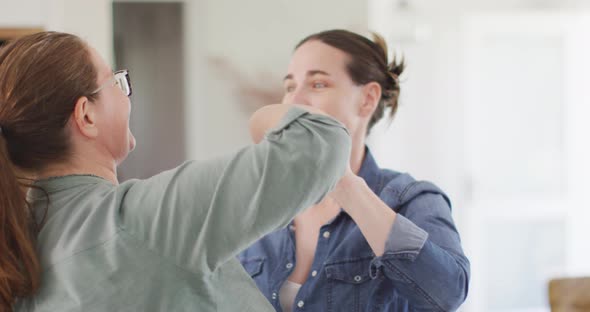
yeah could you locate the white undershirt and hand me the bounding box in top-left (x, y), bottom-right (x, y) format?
top-left (279, 280), bottom-right (302, 312)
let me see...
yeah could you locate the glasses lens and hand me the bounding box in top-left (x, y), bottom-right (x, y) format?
top-left (114, 71), bottom-right (132, 96)
top-left (124, 71), bottom-right (132, 96)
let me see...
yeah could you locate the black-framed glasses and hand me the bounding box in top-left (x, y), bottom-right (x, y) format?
top-left (91, 69), bottom-right (132, 97)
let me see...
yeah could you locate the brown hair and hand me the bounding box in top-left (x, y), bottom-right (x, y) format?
top-left (296, 29), bottom-right (405, 134)
top-left (0, 31), bottom-right (98, 309)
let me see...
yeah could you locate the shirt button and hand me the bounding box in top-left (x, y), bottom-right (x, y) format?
top-left (354, 275), bottom-right (362, 282)
top-left (311, 270), bottom-right (317, 277)
top-left (323, 231), bottom-right (331, 239)
top-left (297, 300), bottom-right (305, 308)
top-left (272, 292), bottom-right (277, 300)
top-left (286, 263), bottom-right (293, 269)
top-left (289, 225), bottom-right (295, 231)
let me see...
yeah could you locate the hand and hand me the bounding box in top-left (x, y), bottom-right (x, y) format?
top-left (328, 166), bottom-right (361, 207)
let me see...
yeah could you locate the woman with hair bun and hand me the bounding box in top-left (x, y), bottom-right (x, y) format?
top-left (239, 29), bottom-right (470, 312)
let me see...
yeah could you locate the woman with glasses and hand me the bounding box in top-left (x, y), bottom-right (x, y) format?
top-left (0, 32), bottom-right (351, 311)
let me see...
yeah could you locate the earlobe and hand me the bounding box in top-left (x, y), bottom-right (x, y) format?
top-left (359, 82), bottom-right (381, 118)
top-left (72, 96), bottom-right (99, 139)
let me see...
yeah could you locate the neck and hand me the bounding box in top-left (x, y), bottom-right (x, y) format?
top-left (36, 149), bottom-right (119, 185)
top-left (38, 163), bottom-right (118, 184)
top-left (350, 130), bottom-right (367, 175)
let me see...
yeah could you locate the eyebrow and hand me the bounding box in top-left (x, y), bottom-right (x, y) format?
top-left (283, 70), bottom-right (331, 81)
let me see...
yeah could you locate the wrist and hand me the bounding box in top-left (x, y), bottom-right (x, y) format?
top-left (332, 173), bottom-right (364, 206)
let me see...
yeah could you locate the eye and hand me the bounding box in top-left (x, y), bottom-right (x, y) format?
top-left (313, 82), bottom-right (327, 88)
top-left (284, 85), bottom-right (296, 93)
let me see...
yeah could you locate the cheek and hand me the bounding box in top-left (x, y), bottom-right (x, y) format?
top-left (322, 92), bottom-right (357, 119)
top-left (103, 102), bottom-right (131, 142)
top-left (115, 98), bottom-right (131, 126)
top-left (98, 94), bottom-right (125, 122)
top-left (337, 97), bottom-right (365, 132)
top-left (310, 92), bottom-right (340, 113)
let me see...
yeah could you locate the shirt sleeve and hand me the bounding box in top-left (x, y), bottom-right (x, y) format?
top-left (119, 107), bottom-right (351, 275)
top-left (371, 190), bottom-right (470, 311)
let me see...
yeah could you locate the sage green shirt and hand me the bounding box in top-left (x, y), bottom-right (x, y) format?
top-left (15, 108), bottom-right (351, 311)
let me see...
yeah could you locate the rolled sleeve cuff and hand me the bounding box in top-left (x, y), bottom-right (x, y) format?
top-left (370, 215), bottom-right (429, 279)
top-left (267, 107), bottom-right (349, 137)
top-left (384, 214), bottom-right (429, 256)
top-left (268, 106), bottom-right (309, 133)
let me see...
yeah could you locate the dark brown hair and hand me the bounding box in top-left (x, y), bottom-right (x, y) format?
top-left (0, 31), bottom-right (98, 309)
top-left (296, 29), bottom-right (405, 134)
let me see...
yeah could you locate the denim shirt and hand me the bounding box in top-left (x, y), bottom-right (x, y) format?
top-left (239, 149), bottom-right (470, 312)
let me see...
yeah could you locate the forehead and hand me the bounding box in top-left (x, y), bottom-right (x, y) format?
top-left (88, 46), bottom-right (113, 81)
top-left (287, 40), bottom-right (350, 76)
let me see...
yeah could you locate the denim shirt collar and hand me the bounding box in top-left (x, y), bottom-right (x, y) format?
top-left (285, 147), bottom-right (382, 229)
top-left (358, 147), bottom-right (382, 195)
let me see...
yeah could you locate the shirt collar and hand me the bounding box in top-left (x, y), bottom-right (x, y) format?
top-left (357, 147), bottom-right (382, 194)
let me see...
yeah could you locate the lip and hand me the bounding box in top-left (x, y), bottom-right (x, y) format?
top-left (128, 130), bottom-right (136, 151)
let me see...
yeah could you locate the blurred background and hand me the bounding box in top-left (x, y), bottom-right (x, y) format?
top-left (1, 0), bottom-right (589, 311)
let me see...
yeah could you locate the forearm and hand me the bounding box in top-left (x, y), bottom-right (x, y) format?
top-left (331, 173), bottom-right (396, 256)
top-left (332, 173), bottom-right (469, 310)
top-left (375, 192), bottom-right (469, 311)
top-left (123, 107), bottom-right (351, 274)
top-left (375, 236), bottom-right (470, 311)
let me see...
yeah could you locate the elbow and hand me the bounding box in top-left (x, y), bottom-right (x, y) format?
top-left (322, 127), bottom-right (352, 177)
top-left (300, 126), bottom-right (351, 201)
top-left (439, 262), bottom-right (470, 312)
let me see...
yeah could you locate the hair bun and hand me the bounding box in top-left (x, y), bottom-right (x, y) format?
top-left (388, 56), bottom-right (405, 83)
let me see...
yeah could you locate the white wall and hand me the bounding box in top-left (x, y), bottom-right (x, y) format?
top-left (0, 0), bottom-right (113, 64)
top-left (368, 0), bottom-right (590, 249)
top-left (369, 1), bottom-right (590, 312)
top-left (0, 0), bottom-right (44, 27)
top-left (368, 0), bottom-right (590, 213)
top-left (114, 0), bottom-right (367, 160)
top-left (183, 0), bottom-right (368, 160)
top-left (3, 0), bottom-right (367, 162)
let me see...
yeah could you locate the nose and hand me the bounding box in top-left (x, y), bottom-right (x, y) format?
top-left (285, 87), bottom-right (311, 107)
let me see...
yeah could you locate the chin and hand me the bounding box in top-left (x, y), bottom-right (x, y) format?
top-left (116, 151), bottom-right (131, 166)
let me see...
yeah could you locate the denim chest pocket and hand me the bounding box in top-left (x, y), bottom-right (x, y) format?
top-left (324, 258), bottom-right (373, 312)
top-left (241, 257), bottom-right (265, 278)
